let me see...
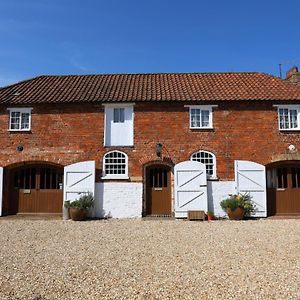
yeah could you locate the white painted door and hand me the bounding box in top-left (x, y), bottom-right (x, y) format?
top-left (104, 106), bottom-right (134, 146)
top-left (174, 161), bottom-right (207, 218)
top-left (0, 167), bottom-right (3, 216)
top-left (235, 160), bottom-right (267, 217)
top-left (63, 161), bottom-right (96, 219)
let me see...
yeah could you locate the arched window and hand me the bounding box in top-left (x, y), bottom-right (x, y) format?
top-left (190, 150), bottom-right (216, 178)
top-left (103, 150), bottom-right (128, 179)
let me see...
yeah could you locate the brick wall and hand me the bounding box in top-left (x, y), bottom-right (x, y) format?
top-left (1, 101), bottom-right (300, 181)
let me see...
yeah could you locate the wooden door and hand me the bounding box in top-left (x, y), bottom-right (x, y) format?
top-left (146, 165), bottom-right (171, 215)
top-left (10, 165), bottom-right (63, 214)
top-left (267, 164), bottom-right (300, 215)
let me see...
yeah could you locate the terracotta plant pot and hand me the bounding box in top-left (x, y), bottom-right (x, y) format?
top-left (207, 215), bottom-right (214, 221)
top-left (226, 207), bottom-right (245, 220)
top-left (69, 208), bottom-right (88, 221)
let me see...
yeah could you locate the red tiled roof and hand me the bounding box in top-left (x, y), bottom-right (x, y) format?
top-left (1, 72), bottom-right (300, 104)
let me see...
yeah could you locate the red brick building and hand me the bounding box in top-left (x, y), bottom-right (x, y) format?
top-left (1, 70), bottom-right (300, 218)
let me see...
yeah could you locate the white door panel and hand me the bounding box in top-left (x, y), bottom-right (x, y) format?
top-left (64, 161), bottom-right (95, 219)
top-left (105, 106), bottom-right (133, 146)
top-left (235, 160), bottom-right (267, 217)
top-left (0, 167), bottom-right (3, 216)
top-left (174, 161), bottom-right (207, 218)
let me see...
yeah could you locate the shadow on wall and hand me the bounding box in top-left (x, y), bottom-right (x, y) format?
top-left (94, 183), bottom-right (112, 219)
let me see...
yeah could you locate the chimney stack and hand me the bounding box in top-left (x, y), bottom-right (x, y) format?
top-left (286, 66), bottom-right (300, 85)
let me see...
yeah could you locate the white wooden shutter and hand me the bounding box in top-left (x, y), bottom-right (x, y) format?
top-left (235, 160), bottom-right (267, 217)
top-left (174, 161), bottom-right (208, 218)
top-left (63, 161), bottom-right (96, 219)
top-left (104, 105), bottom-right (134, 146)
top-left (0, 167), bottom-right (3, 216)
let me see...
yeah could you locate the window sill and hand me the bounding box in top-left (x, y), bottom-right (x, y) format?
top-left (8, 129), bottom-right (31, 133)
top-left (279, 129), bottom-right (300, 132)
top-left (104, 145), bottom-right (134, 148)
top-left (190, 127), bottom-right (214, 130)
top-left (101, 176), bottom-right (129, 180)
top-left (207, 177), bottom-right (219, 181)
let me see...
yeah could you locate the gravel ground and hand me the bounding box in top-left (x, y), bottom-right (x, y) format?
top-left (0, 218), bottom-right (299, 300)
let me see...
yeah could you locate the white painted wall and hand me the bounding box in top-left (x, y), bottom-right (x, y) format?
top-left (94, 182), bottom-right (142, 218)
top-left (207, 181), bottom-right (235, 217)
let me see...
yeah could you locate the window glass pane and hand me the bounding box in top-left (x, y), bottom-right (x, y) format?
top-left (21, 113), bottom-right (30, 129)
top-left (279, 108), bottom-right (298, 129)
top-left (10, 111), bottom-right (20, 129)
top-left (40, 168), bottom-right (45, 189)
top-left (104, 151), bottom-right (127, 176)
top-left (277, 168), bottom-right (287, 188)
top-left (290, 110), bottom-right (298, 128)
top-left (190, 109), bottom-right (201, 127)
top-left (31, 168), bottom-right (36, 189)
top-left (191, 151), bottom-right (215, 177)
top-left (113, 108), bottom-right (125, 123)
top-left (201, 110), bottom-right (210, 127)
top-left (119, 108), bottom-right (125, 122)
top-left (113, 108), bottom-right (120, 122)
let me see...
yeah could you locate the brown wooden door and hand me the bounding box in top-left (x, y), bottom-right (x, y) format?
top-left (267, 164), bottom-right (300, 215)
top-left (10, 165), bottom-right (63, 214)
top-left (146, 165), bottom-right (171, 215)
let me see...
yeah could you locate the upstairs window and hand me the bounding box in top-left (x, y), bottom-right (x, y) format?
top-left (113, 108), bottom-right (125, 123)
top-left (102, 150), bottom-right (128, 179)
top-left (278, 107), bottom-right (300, 130)
top-left (104, 104), bottom-right (134, 146)
top-left (186, 105), bottom-right (216, 129)
top-left (8, 108), bottom-right (32, 131)
top-left (190, 150), bottom-right (217, 179)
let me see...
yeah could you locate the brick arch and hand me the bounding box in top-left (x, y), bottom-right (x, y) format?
top-left (1, 154), bottom-right (89, 169)
top-left (4, 160), bottom-right (64, 170)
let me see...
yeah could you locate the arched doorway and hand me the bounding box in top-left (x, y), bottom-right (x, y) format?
top-left (5, 162), bottom-right (63, 215)
top-left (267, 161), bottom-right (300, 216)
top-left (145, 164), bottom-right (172, 216)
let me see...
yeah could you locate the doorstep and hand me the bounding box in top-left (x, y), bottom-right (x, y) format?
top-left (143, 215), bottom-right (175, 221)
top-left (0, 213), bottom-right (62, 220)
top-left (268, 214), bottom-right (300, 220)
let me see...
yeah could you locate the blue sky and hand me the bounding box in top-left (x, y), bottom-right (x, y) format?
top-left (0, 0), bottom-right (300, 86)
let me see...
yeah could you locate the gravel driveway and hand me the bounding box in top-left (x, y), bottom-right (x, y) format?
top-left (0, 218), bottom-right (299, 300)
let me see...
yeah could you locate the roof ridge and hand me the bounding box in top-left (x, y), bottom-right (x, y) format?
top-left (36, 71), bottom-right (263, 77)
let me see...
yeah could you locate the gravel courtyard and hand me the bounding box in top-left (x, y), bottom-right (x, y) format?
top-left (0, 219), bottom-right (299, 300)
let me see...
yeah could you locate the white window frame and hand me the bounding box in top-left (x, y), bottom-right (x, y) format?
top-left (274, 105), bottom-right (300, 131)
top-left (7, 107), bottom-right (32, 132)
top-left (103, 103), bottom-right (135, 147)
top-left (185, 105), bottom-right (217, 129)
top-left (190, 150), bottom-right (217, 179)
top-left (102, 150), bottom-right (129, 180)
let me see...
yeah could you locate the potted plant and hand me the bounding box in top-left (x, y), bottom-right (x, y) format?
top-left (64, 192), bottom-right (94, 221)
top-left (206, 211), bottom-right (214, 221)
top-left (220, 193), bottom-right (255, 220)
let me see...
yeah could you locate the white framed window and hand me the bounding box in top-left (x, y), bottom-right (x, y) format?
top-left (8, 108), bottom-right (32, 131)
top-left (276, 106), bottom-right (300, 130)
top-left (104, 104), bottom-right (134, 146)
top-left (185, 105), bottom-right (217, 129)
top-left (113, 108), bottom-right (125, 123)
top-left (190, 150), bottom-right (217, 179)
top-left (102, 150), bottom-right (128, 179)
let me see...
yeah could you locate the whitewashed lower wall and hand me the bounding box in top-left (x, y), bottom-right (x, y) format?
top-left (207, 181), bottom-right (235, 217)
top-left (93, 181), bottom-right (234, 219)
top-left (94, 182), bottom-right (143, 218)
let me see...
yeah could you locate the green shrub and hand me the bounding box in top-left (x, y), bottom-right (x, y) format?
top-left (64, 192), bottom-right (94, 210)
top-left (220, 193), bottom-right (255, 216)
